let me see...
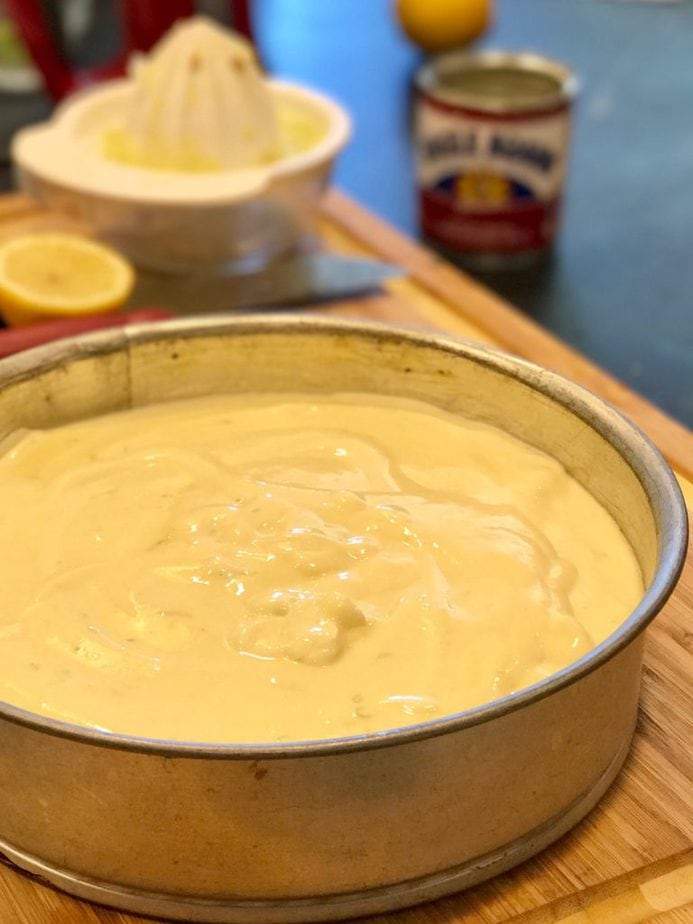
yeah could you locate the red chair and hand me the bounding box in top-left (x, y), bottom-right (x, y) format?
top-left (5, 0), bottom-right (254, 102)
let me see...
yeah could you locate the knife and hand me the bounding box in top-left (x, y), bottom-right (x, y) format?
top-left (0, 308), bottom-right (175, 359)
top-left (127, 253), bottom-right (402, 315)
top-left (0, 253), bottom-right (401, 358)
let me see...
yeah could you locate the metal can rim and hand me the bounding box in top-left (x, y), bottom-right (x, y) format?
top-left (416, 50), bottom-right (579, 115)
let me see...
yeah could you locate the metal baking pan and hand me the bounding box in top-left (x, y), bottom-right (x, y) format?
top-left (0, 316), bottom-right (686, 922)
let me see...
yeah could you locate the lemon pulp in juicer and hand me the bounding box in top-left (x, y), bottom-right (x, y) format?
top-left (102, 16), bottom-right (325, 173)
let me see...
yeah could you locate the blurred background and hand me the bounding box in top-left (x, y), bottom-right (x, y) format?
top-left (1, 0), bottom-right (691, 425)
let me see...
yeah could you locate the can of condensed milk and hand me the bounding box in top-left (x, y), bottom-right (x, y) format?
top-left (414, 51), bottom-right (578, 269)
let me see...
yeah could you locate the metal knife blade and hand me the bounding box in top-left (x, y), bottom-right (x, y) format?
top-left (128, 254), bottom-right (402, 315)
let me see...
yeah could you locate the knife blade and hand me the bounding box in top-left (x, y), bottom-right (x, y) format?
top-left (127, 253), bottom-right (402, 315)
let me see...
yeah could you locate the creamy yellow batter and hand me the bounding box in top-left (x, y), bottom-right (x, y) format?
top-left (0, 393), bottom-right (643, 743)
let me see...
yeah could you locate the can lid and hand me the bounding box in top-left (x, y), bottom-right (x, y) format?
top-left (416, 51), bottom-right (578, 114)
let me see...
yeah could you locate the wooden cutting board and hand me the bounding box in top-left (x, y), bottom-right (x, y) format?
top-left (0, 191), bottom-right (690, 924)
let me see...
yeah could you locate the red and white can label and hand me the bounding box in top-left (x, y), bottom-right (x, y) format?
top-left (415, 95), bottom-right (572, 255)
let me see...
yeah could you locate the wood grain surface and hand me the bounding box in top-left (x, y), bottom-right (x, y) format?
top-left (320, 191), bottom-right (693, 484)
top-left (0, 192), bottom-right (690, 923)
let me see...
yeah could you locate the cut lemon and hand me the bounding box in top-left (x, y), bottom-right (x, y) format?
top-left (0, 234), bottom-right (135, 327)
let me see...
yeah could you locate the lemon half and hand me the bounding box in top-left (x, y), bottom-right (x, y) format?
top-left (0, 234), bottom-right (135, 327)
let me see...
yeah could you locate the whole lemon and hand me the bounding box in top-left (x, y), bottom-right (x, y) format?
top-left (396, 0), bottom-right (493, 53)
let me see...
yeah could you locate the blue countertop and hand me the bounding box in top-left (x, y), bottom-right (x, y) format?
top-left (256, 0), bottom-right (693, 426)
